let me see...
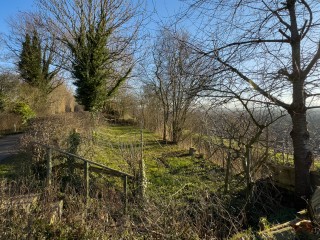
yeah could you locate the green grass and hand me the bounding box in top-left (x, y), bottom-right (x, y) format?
top-left (90, 124), bottom-right (300, 236)
top-left (0, 123), bottom-right (300, 238)
top-left (92, 124), bottom-right (225, 198)
top-left (270, 150), bottom-right (320, 171)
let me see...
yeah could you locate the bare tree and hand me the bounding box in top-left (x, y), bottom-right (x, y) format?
top-left (140, 84), bottom-right (163, 134)
top-left (183, 0), bottom-right (320, 207)
top-left (200, 96), bottom-right (284, 194)
top-left (150, 28), bottom-right (214, 143)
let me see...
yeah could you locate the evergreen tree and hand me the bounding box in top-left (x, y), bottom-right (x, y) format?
top-left (38, 0), bottom-right (141, 111)
top-left (71, 4), bottom-right (131, 111)
top-left (72, 16), bottom-right (110, 111)
top-left (18, 30), bottom-right (60, 94)
top-left (19, 32), bottom-right (42, 87)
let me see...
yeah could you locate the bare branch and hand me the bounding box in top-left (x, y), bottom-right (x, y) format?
top-left (303, 42), bottom-right (320, 78)
top-left (213, 39), bottom-right (289, 52)
top-left (307, 106), bottom-right (320, 110)
top-left (300, 0), bottom-right (313, 39)
top-left (215, 56), bottom-right (290, 110)
top-left (262, 0), bottom-right (291, 29)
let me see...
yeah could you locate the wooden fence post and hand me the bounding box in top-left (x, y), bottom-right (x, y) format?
top-left (245, 146), bottom-right (252, 194)
top-left (84, 161), bottom-right (90, 201)
top-left (140, 129), bottom-right (146, 201)
top-left (46, 147), bottom-right (52, 186)
top-left (123, 175), bottom-right (128, 215)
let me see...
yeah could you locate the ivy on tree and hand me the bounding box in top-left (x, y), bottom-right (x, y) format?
top-left (71, 7), bottom-right (131, 111)
top-left (38, 0), bottom-right (138, 112)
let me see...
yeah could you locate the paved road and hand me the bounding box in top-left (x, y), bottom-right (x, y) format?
top-left (0, 134), bottom-right (23, 162)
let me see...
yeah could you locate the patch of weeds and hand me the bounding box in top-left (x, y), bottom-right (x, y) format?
top-left (259, 217), bottom-right (271, 230)
top-left (0, 162), bottom-right (13, 178)
top-left (230, 228), bottom-right (255, 240)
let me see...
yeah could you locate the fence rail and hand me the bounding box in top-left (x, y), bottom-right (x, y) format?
top-left (33, 142), bottom-right (134, 214)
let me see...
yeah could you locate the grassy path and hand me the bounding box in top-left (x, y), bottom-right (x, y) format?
top-left (92, 125), bottom-right (225, 197)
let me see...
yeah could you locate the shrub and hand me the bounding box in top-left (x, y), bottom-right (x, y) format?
top-left (13, 102), bottom-right (36, 124)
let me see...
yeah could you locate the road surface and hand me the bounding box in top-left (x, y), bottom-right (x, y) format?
top-left (0, 134), bottom-right (23, 162)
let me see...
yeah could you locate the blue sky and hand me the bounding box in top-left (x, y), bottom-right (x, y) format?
top-left (0, 0), bottom-right (35, 35)
top-left (0, 0), bottom-right (184, 35)
top-left (0, 0), bottom-right (185, 72)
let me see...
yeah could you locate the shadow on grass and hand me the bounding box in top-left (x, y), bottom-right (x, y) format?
top-left (0, 152), bottom-right (32, 179)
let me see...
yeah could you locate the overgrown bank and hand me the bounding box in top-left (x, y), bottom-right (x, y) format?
top-left (0, 114), bottom-right (304, 239)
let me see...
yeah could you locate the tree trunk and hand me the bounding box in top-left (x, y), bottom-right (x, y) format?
top-left (163, 110), bottom-right (169, 143)
top-left (287, 0), bottom-right (313, 208)
top-left (172, 123), bottom-right (178, 144)
top-left (290, 110), bottom-right (313, 208)
top-left (163, 120), bottom-right (167, 142)
top-left (172, 123), bottom-right (182, 144)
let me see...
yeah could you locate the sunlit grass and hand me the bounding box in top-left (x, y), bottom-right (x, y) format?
top-left (92, 124), bottom-right (226, 198)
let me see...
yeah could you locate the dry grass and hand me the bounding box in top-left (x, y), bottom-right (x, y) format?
top-left (0, 115), bottom-right (294, 239)
top-left (0, 179), bottom-right (126, 239)
top-left (0, 113), bottom-right (22, 134)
